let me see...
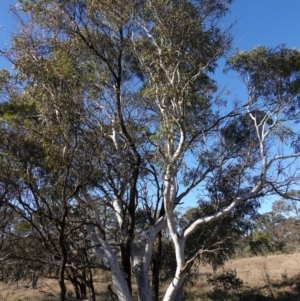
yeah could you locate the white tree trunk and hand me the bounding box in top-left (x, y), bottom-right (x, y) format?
top-left (161, 168), bottom-right (187, 301)
top-left (162, 237), bottom-right (186, 301)
top-left (132, 219), bottom-right (167, 301)
top-left (134, 261), bottom-right (153, 301)
top-left (87, 226), bottom-right (133, 301)
top-left (132, 244), bottom-right (152, 301)
top-left (111, 272), bottom-right (134, 301)
top-left (163, 270), bottom-right (186, 301)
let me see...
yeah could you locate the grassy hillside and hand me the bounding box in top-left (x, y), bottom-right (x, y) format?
top-left (1, 253), bottom-right (300, 300)
top-left (187, 252), bottom-right (300, 301)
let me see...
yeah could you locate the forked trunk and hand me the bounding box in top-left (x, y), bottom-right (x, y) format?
top-left (87, 226), bottom-right (133, 301)
top-left (134, 261), bottom-right (153, 301)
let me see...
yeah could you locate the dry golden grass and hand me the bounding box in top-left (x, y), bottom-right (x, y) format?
top-left (2, 253), bottom-right (300, 300)
top-left (191, 252), bottom-right (300, 300)
top-left (0, 277), bottom-right (60, 301)
top-left (198, 252), bottom-right (300, 287)
top-left (0, 270), bottom-right (112, 301)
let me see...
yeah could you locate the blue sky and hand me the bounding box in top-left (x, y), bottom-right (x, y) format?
top-left (0, 0), bottom-right (18, 68)
top-left (229, 0), bottom-right (300, 50)
top-left (214, 0), bottom-right (300, 95)
top-left (1, 0), bottom-right (300, 213)
top-left (221, 0), bottom-right (300, 213)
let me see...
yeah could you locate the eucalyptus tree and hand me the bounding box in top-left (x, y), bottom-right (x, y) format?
top-left (249, 211), bottom-right (286, 255)
top-left (1, 1), bottom-right (300, 301)
top-left (272, 191), bottom-right (300, 252)
top-left (0, 21), bottom-right (101, 299)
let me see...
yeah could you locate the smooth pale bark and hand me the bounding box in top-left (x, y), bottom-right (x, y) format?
top-left (161, 167), bottom-right (264, 300)
top-left (162, 237), bottom-right (186, 301)
top-left (111, 272), bottom-right (133, 301)
top-left (132, 245), bottom-right (152, 301)
top-left (162, 169), bottom-right (187, 301)
top-left (163, 270), bottom-right (186, 301)
top-left (183, 181), bottom-right (264, 241)
top-left (132, 218), bottom-right (167, 301)
top-left (87, 226), bottom-right (133, 301)
top-left (133, 260), bottom-right (153, 301)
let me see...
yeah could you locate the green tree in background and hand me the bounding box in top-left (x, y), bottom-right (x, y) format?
top-left (272, 192), bottom-right (300, 253)
top-left (249, 212), bottom-right (286, 255)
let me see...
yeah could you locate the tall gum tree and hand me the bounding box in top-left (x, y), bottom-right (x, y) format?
top-left (1, 1), bottom-right (300, 301)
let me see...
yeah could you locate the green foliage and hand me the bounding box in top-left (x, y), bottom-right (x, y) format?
top-left (221, 111), bottom-right (273, 148)
top-left (14, 220), bottom-right (32, 234)
top-left (232, 211), bottom-right (290, 257)
top-left (1, 1), bottom-right (300, 301)
top-left (227, 46), bottom-right (300, 93)
top-left (249, 231), bottom-right (271, 255)
top-left (207, 269), bottom-right (243, 301)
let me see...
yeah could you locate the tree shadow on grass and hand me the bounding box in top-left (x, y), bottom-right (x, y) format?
top-left (206, 272), bottom-right (300, 301)
top-left (236, 289), bottom-right (299, 301)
